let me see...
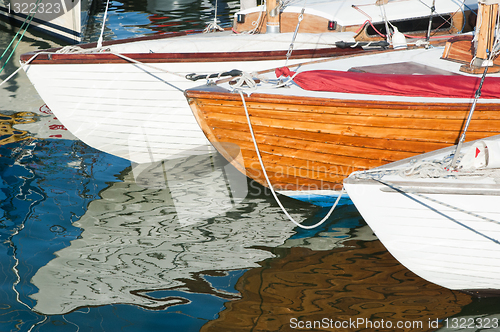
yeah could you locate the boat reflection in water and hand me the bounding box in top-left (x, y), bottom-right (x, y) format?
top-left (0, 114), bottom-right (476, 329)
top-left (202, 235), bottom-right (472, 332)
top-left (29, 150), bottom-right (315, 315)
top-left (28, 149), bottom-right (473, 330)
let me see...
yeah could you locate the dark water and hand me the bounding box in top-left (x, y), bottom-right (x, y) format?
top-left (1, 1), bottom-right (499, 331)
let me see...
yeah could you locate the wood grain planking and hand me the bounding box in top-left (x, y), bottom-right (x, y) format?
top-left (441, 36), bottom-right (475, 64)
top-left (211, 120), bottom-right (452, 153)
top-left (199, 107), bottom-right (496, 144)
top-left (279, 13), bottom-right (331, 34)
top-left (199, 102), bottom-right (500, 132)
top-left (209, 125), bottom-right (425, 163)
top-left (205, 101), bottom-right (482, 118)
top-left (193, 103), bottom-right (455, 154)
top-left (210, 130), bottom-right (407, 170)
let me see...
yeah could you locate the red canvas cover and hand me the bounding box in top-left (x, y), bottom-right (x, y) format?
top-left (275, 67), bottom-right (500, 99)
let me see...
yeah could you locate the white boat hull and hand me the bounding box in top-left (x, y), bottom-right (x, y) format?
top-left (25, 58), bottom-right (328, 163)
top-left (344, 139), bottom-right (500, 293)
top-left (22, 31), bottom-right (358, 163)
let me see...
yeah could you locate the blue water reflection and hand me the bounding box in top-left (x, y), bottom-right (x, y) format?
top-left (0, 136), bottom-right (319, 331)
top-left (0, 138), bottom-right (129, 331)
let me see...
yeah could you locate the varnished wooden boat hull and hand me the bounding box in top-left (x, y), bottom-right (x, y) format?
top-left (186, 87), bottom-right (500, 192)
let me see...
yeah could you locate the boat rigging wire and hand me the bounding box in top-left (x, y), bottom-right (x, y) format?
top-left (372, 177), bottom-right (500, 245)
top-left (204, 0), bottom-right (224, 32)
top-left (451, 65), bottom-right (489, 167)
top-left (354, 0), bottom-right (470, 41)
top-left (351, 158), bottom-right (500, 244)
top-left (0, 0), bottom-right (42, 75)
top-left (97, 0), bottom-right (111, 48)
top-left (284, 0), bottom-right (307, 66)
top-left (451, 4), bottom-right (500, 168)
top-left (380, 0), bottom-right (392, 43)
top-left (426, 0), bottom-right (436, 43)
top-left (237, 89), bottom-right (345, 229)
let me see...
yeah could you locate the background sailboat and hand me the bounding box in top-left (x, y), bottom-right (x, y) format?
top-left (0, 0), bottom-right (94, 44)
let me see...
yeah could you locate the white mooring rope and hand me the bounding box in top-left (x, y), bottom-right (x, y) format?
top-left (238, 90), bottom-right (344, 229)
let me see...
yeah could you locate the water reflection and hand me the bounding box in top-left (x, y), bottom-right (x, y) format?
top-left (201, 238), bottom-right (472, 332)
top-left (0, 133), bottom-right (130, 330)
top-left (84, 0), bottom-right (241, 41)
top-left (0, 114), bottom-right (486, 332)
top-left (3, 0), bottom-right (497, 330)
top-left (12, 104), bottom-right (76, 139)
top-left (0, 24), bottom-right (62, 112)
top-left (29, 153), bottom-right (314, 315)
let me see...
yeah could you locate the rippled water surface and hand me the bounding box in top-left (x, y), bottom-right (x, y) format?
top-left (1, 1), bottom-right (500, 331)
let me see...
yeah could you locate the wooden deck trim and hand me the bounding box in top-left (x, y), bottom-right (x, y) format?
top-left (185, 88), bottom-right (500, 112)
top-left (20, 29), bottom-right (204, 60)
top-left (20, 46), bottom-right (364, 65)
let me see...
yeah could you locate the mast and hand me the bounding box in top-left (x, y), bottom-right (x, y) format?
top-left (266, 0), bottom-right (280, 33)
top-left (461, 0), bottom-right (500, 73)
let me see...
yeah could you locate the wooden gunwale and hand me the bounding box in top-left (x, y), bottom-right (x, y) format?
top-left (190, 90), bottom-right (500, 116)
top-left (186, 87), bottom-right (500, 190)
top-left (20, 29), bottom-right (202, 58)
top-left (20, 46), bottom-right (364, 65)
